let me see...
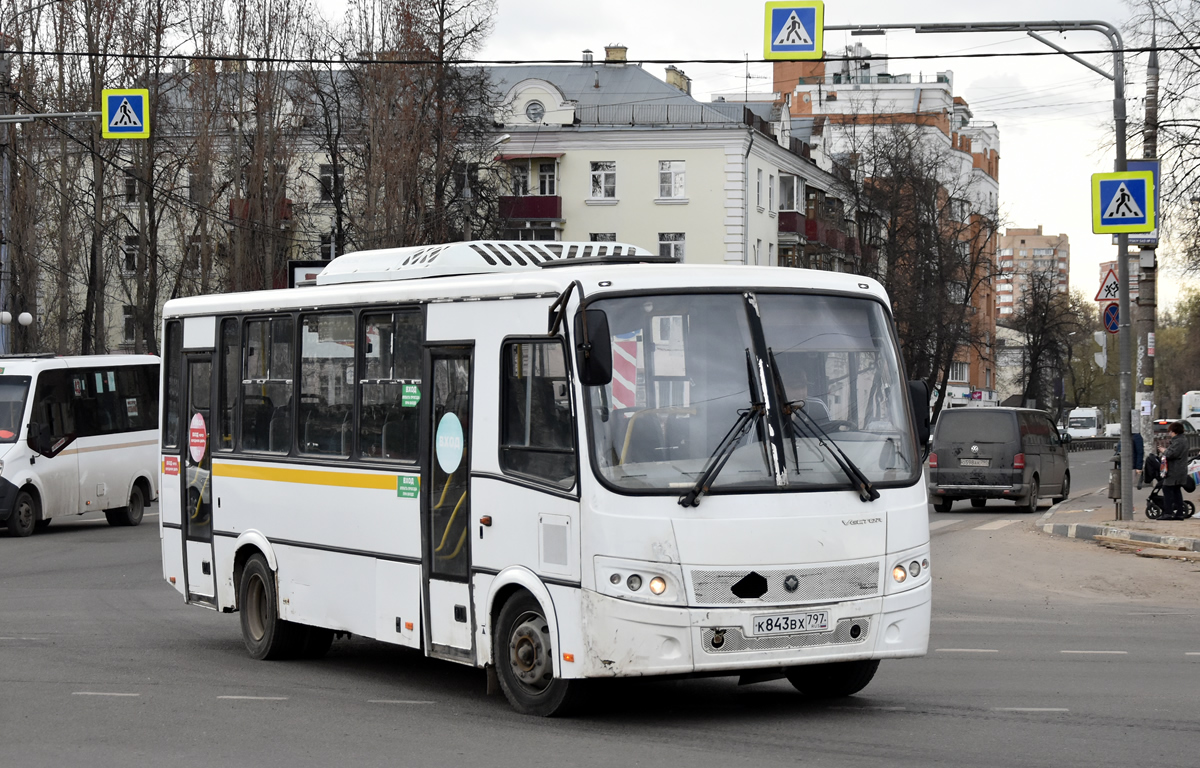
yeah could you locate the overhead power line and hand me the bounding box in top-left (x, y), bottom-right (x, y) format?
top-left (4, 44), bottom-right (1199, 68)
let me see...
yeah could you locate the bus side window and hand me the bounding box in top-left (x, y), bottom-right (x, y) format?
top-left (359, 310), bottom-right (422, 462)
top-left (33, 370), bottom-right (74, 441)
top-left (241, 316), bottom-right (294, 454)
top-left (499, 340), bottom-right (576, 488)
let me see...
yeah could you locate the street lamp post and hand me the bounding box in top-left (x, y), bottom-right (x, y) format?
top-left (826, 19), bottom-right (1134, 519)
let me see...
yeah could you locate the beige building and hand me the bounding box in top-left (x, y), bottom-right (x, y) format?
top-left (995, 226), bottom-right (1070, 318)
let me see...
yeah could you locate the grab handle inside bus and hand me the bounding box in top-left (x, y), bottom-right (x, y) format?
top-left (574, 308), bottom-right (612, 386)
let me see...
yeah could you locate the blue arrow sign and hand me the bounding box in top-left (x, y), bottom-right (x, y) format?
top-left (1103, 303), bottom-right (1120, 334)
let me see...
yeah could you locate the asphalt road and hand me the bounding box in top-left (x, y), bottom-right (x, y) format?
top-left (2, 478), bottom-right (1198, 768)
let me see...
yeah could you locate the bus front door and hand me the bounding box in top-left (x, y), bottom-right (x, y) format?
top-left (424, 347), bottom-right (474, 661)
top-left (182, 356), bottom-right (215, 604)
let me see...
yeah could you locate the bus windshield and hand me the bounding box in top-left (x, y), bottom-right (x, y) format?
top-left (0, 375), bottom-right (31, 442)
top-left (1068, 417), bottom-right (1096, 428)
top-left (583, 292), bottom-right (919, 495)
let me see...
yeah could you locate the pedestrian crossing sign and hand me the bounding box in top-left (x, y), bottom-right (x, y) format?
top-left (764, 1), bottom-right (824, 60)
top-left (1091, 170), bottom-right (1154, 234)
top-left (102, 88), bottom-right (150, 139)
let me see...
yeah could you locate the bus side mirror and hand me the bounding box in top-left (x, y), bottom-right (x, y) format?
top-left (574, 309), bottom-right (613, 386)
top-left (26, 422), bottom-right (51, 456)
top-left (908, 380), bottom-right (931, 448)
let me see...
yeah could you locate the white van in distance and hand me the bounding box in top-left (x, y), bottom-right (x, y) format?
top-left (0, 354), bottom-right (160, 537)
top-left (1066, 407), bottom-right (1104, 439)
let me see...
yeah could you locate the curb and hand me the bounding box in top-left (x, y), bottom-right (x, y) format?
top-left (1036, 487), bottom-right (1200, 552)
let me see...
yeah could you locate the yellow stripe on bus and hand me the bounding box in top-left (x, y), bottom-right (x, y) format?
top-left (211, 462), bottom-right (404, 491)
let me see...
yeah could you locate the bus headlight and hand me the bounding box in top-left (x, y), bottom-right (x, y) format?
top-left (892, 565), bottom-right (908, 583)
top-left (594, 556), bottom-right (684, 606)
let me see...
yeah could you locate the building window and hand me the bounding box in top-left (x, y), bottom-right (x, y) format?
top-left (590, 161), bottom-right (616, 198)
top-left (659, 232), bottom-right (685, 260)
top-left (755, 238), bottom-right (763, 265)
top-left (590, 233), bottom-right (616, 242)
top-left (525, 100), bottom-right (545, 123)
top-left (998, 294), bottom-right (1013, 303)
top-left (122, 235), bottom-right (139, 273)
top-left (538, 163), bottom-right (556, 196)
top-left (318, 164), bottom-right (342, 203)
top-left (320, 233), bottom-right (335, 259)
top-left (756, 169), bottom-right (763, 208)
top-left (950, 361), bottom-right (969, 383)
top-left (124, 169), bottom-right (138, 205)
top-left (185, 235), bottom-right (201, 272)
top-left (768, 243), bottom-right (775, 265)
top-left (999, 306), bottom-right (1013, 315)
top-left (122, 306), bottom-right (136, 343)
top-left (511, 165), bottom-right (530, 196)
top-left (659, 160), bottom-right (685, 198)
top-left (768, 174), bottom-right (775, 212)
top-left (779, 174), bottom-right (802, 211)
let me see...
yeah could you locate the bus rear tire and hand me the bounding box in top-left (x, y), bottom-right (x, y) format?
top-left (6, 490), bottom-right (40, 537)
top-left (239, 554), bottom-right (302, 660)
top-left (494, 592), bottom-right (578, 717)
top-left (105, 485), bottom-right (146, 527)
top-left (785, 659), bottom-right (880, 699)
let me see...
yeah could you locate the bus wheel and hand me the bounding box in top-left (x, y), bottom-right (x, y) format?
top-left (6, 490), bottom-right (40, 537)
top-left (106, 485), bottom-right (146, 527)
top-left (785, 659), bottom-right (880, 699)
top-left (494, 592), bottom-right (577, 716)
top-left (239, 554), bottom-right (302, 660)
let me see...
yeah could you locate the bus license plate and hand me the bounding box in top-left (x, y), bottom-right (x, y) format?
top-left (751, 611), bottom-right (830, 637)
top-left (959, 458), bottom-right (990, 467)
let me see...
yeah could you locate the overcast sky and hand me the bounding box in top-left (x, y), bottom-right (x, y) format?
top-left (320, 0), bottom-right (1183, 308)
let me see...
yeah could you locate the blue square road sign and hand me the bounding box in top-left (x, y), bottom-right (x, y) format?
top-left (102, 89), bottom-right (150, 139)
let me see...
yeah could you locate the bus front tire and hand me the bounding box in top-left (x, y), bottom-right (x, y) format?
top-left (6, 490), bottom-right (40, 537)
top-left (493, 592), bottom-right (578, 717)
top-left (105, 485), bottom-right (146, 527)
top-left (239, 554), bottom-right (303, 660)
top-left (785, 659), bottom-right (880, 699)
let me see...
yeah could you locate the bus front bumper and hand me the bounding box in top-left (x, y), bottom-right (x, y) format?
top-left (572, 581), bottom-right (930, 678)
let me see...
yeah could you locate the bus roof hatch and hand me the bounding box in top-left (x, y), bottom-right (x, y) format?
top-left (314, 240), bottom-right (661, 286)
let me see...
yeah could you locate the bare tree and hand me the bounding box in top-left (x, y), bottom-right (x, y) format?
top-left (1006, 268), bottom-right (1076, 411)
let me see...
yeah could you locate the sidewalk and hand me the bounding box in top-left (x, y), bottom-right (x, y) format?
top-left (1039, 485), bottom-right (1200, 553)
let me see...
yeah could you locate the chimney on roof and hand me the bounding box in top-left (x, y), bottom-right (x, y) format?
top-left (665, 66), bottom-right (691, 95)
top-left (605, 44), bottom-right (627, 64)
top-left (582, 49), bottom-right (593, 66)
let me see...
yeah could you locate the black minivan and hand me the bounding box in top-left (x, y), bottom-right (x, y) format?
top-left (928, 407), bottom-right (1069, 513)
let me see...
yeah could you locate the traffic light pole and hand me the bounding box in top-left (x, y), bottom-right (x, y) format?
top-left (825, 19), bottom-right (1132, 518)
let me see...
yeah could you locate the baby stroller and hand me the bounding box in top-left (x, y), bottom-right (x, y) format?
top-left (1142, 454), bottom-right (1196, 520)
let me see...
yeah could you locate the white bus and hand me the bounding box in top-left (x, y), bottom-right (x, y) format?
top-left (158, 241), bottom-right (932, 715)
top-left (1182, 391), bottom-right (1200, 430)
top-left (0, 354), bottom-right (160, 537)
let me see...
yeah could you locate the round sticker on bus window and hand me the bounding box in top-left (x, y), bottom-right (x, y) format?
top-left (189, 413), bottom-right (207, 463)
top-left (435, 413), bottom-right (464, 474)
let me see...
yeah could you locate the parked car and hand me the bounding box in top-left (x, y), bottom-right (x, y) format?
top-left (1150, 419), bottom-right (1200, 458)
top-left (928, 407), bottom-right (1070, 514)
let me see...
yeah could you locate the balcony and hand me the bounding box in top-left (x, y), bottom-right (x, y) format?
top-left (229, 198), bottom-right (293, 221)
top-left (499, 195), bottom-right (562, 221)
top-left (778, 211), bottom-right (806, 235)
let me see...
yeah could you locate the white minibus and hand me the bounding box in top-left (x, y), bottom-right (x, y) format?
top-left (0, 354), bottom-right (160, 537)
top-left (158, 241), bottom-right (932, 715)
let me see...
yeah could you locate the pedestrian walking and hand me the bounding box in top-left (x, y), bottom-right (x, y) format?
top-left (1157, 422), bottom-right (1189, 520)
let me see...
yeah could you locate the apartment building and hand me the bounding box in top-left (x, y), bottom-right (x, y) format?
top-left (995, 226), bottom-right (1070, 318)
top-left (773, 45), bottom-right (1001, 407)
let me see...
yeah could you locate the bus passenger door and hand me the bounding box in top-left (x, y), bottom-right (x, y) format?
top-left (424, 347), bottom-right (474, 661)
top-left (182, 356), bottom-right (216, 604)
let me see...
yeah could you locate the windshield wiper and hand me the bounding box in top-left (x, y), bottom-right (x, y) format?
top-left (768, 349), bottom-right (880, 503)
top-left (679, 350), bottom-right (765, 508)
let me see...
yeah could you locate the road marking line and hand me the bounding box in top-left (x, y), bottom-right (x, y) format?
top-left (975, 519), bottom-right (1019, 531)
top-left (1185, 652), bottom-right (1200, 656)
top-left (1061, 650), bottom-right (1128, 655)
top-left (936, 648), bottom-right (999, 653)
top-left (994, 707), bottom-right (1069, 712)
top-left (73, 692), bottom-right (140, 697)
top-left (368, 699), bottom-right (435, 705)
top-left (929, 519), bottom-right (962, 531)
top-left (217, 695), bottom-right (288, 700)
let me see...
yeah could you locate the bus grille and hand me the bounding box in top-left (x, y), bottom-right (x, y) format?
top-left (701, 617), bottom-right (871, 653)
top-left (689, 562), bottom-right (880, 605)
